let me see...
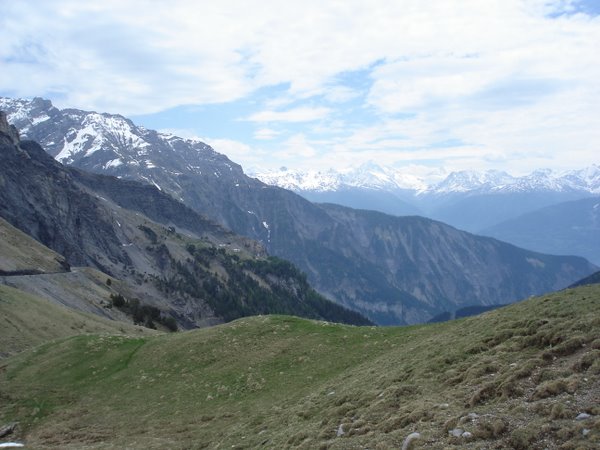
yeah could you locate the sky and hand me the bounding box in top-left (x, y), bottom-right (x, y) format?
top-left (1, 0), bottom-right (599, 176)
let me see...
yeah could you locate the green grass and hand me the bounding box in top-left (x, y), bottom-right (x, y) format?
top-left (0, 284), bottom-right (156, 358)
top-left (1, 285), bottom-right (599, 449)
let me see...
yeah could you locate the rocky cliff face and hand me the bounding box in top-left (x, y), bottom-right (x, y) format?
top-left (0, 111), bottom-right (20, 145)
top-left (0, 125), bottom-right (130, 271)
top-left (2, 98), bottom-right (597, 324)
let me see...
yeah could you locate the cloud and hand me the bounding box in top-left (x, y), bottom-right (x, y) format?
top-left (1, 0), bottom-right (598, 173)
top-left (201, 137), bottom-right (269, 172)
top-left (245, 107), bottom-right (332, 123)
top-left (253, 128), bottom-right (280, 140)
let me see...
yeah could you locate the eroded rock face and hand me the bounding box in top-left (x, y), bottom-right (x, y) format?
top-left (0, 111), bottom-right (20, 146)
top-left (0, 137), bottom-right (130, 271)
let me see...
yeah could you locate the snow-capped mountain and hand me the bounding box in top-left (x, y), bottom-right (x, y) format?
top-left (254, 164), bottom-right (600, 195)
top-left (253, 161), bottom-right (600, 235)
top-left (425, 170), bottom-right (516, 194)
top-left (0, 97), bottom-right (242, 199)
top-left (254, 163), bottom-right (433, 193)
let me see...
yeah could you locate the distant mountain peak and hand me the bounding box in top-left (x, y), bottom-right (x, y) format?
top-left (253, 164), bottom-right (600, 195)
top-left (254, 162), bottom-right (432, 192)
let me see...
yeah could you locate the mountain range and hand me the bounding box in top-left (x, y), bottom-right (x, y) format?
top-left (0, 111), bottom-right (368, 328)
top-left (1, 97), bottom-right (597, 324)
top-left (254, 162), bottom-right (600, 196)
top-left (254, 162), bottom-right (600, 256)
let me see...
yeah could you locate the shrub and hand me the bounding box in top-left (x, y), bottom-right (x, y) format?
top-left (162, 316), bottom-right (178, 332)
top-left (110, 293), bottom-right (126, 308)
top-left (571, 350), bottom-right (600, 373)
top-left (138, 225), bottom-right (158, 244)
top-left (510, 427), bottom-right (537, 450)
top-left (533, 379), bottom-right (568, 400)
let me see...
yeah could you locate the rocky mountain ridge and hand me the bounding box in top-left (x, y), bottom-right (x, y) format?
top-left (0, 111), bottom-right (369, 328)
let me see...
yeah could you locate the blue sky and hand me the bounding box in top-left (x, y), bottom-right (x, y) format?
top-left (1, 0), bottom-right (599, 176)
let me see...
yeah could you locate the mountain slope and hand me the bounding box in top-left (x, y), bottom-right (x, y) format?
top-left (311, 203), bottom-right (594, 323)
top-left (0, 111), bottom-right (369, 328)
top-left (0, 284), bottom-right (155, 359)
top-left (482, 197), bottom-right (600, 265)
top-left (1, 98), bottom-right (597, 324)
top-left (0, 216), bottom-right (69, 275)
top-left (1, 285), bottom-right (598, 449)
top-left (570, 270), bottom-right (600, 287)
top-left (300, 187), bottom-right (422, 217)
top-left (426, 191), bottom-right (594, 233)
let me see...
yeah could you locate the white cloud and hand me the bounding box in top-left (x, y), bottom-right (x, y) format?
top-left (245, 107), bottom-right (332, 123)
top-left (253, 128), bottom-right (280, 140)
top-left (202, 137), bottom-right (268, 171)
top-left (280, 134), bottom-right (319, 159)
top-left (0, 0), bottom-right (598, 173)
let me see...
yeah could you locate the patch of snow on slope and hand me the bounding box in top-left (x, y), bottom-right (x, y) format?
top-left (104, 158), bottom-right (123, 169)
top-left (55, 123), bottom-right (102, 162)
top-left (31, 114), bottom-right (50, 125)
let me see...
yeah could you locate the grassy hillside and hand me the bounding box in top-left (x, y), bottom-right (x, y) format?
top-left (1, 286), bottom-right (598, 449)
top-left (0, 217), bottom-right (68, 275)
top-left (0, 284), bottom-right (155, 358)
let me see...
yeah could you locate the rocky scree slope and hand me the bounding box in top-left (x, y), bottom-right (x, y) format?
top-left (1, 98), bottom-right (597, 324)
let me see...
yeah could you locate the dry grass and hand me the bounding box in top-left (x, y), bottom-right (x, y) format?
top-left (0, 284), bottom-right (598, 449)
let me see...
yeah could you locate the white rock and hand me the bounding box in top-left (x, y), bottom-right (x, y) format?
top-left (401, 432), bottom-right (421, 450)
top-left (449, 428), bottom-right (463, 437)
top-left (462, 431), bottom-right (473, 439)
top-left (576, 413), bottom-right (591, 421)
top-left (336, 424), bottom-right (344, 437)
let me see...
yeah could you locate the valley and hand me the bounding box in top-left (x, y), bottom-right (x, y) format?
top-left (1, 98), bottom-right (596, 325)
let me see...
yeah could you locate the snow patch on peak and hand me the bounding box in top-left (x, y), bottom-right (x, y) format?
top-left (255, 164), bottom-right (600, 196)
top-left (255, 163), bottom-right (435, 193)
top-left (31, 114), bottom-right (50, 125)
top-left (104, 158), bottom-right (123, 169)
top-left (429, 170), bottom-right (515, 194)
top-left (56, 124), bottom-right (103, 162)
